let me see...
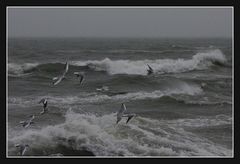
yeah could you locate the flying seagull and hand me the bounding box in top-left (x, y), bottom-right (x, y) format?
top-left (147, 64), bottom-right (153, 75)
top-left (96, 86), bottom-right (109, 92)
top-left (52, 61), bottom-right (69, 86)
top-left (39, 98), bottom-right (48, 115)
top-left (15, 144), bottom-right (29, 156)
top-left (19, 115), bottom-right (35, 128)
top-left (74, 72), bottom-right (85, 85)
top-left (116, 103), bottom-right (136, 124)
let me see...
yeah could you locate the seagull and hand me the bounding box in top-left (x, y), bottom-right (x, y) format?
top-left (147, 64), bottom-right (154, 75)
top-left (19, 115), bottom-right (35, 128)
top-left (15, 144), bottom-right (29, 156)
top-left (116, 103), bottom-right (136, 124)
top-left (96, 86), bottom-right (109, 92)
top-left (39, 98), bottom-right (48, 115)
top-left (52, 61), bottom-right (69, 86)
top-left (73, 72), bottom-right (85, 85)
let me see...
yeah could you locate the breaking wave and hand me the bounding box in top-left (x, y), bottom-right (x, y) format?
top-left (72, 49), bottom-right (227, 75)
top-left (8, 49), bottom-right (228, 76)
top-left (8, 110), bottom-right (231, 156)
top-left (8, 62), bottom-right (39, 76)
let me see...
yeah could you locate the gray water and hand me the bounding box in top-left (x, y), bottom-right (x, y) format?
top-left (7, 38), bottom-right (233, 157)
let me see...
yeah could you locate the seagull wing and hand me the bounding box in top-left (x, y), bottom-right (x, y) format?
top-left (21, 147), bottom-right (27, 156)
top-left (79, 75), bottom-right (84, 84)
top-left (63, 61), bottom-right (69, 75)
top-left (126, 114), bottom-right (135, 124)
top-left (44, 99), bottom-right (47, 105)
top-left (147, 64), bottom-right (153, 71)
top-left (29, 115), bottom-right (35, 122)
top-left (118, 103), bottom-right (126, 115)
top-left (24, 123), bottom-right (30, 128)
top-left (19, 121), bottom-right (25, 124)
top-left (39, 98), bottom-right (45, 104)
top-left (116, 103), bottom-right (127, 124)
top-left (52, 77), bottom-right (59, 81)
top-left (53, 76), bottom-right (63, 85)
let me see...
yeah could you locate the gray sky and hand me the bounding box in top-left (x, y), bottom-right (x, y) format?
top-left (8, 7), bottom-right (232, 38)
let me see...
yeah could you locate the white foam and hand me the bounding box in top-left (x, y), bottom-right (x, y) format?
top-left (192, 49), bottom-right (227, 64)
top-left (72, 49), bottom-right (227, 75)
top-left (8, 49), bottom-right (227, 76)
top-left (8, 110), bottom-right (231, 156)
top-left (8, 62), bottom-right (39, 75)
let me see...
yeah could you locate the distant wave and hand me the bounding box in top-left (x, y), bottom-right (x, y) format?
top-left (8, 82), bottom-right (203, 106)
top-left (9, 80), bottom-right (231, 107)
top-left (56, 48), bottom-right (193, 54)
top-left (165, 114), bottom-right (232, 128)
top-left (8, 110), bottom-right (231, 156)
top-left (7, 49), bottom-right (228, 77)
top-left (154, 95), bottom-right (232, 106)
top-left (72, 49), bottom-right (227, 75)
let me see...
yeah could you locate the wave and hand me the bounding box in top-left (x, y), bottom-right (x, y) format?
top-left (72, 49), bottom-right (227, 75)
top-left (8, 49), bottom-right (228, 76)
top-left (9, 80), bottom-right (231, 108)
top-left (152, 95), bottom-right (232, 106)
top-left (165, 114), bottom-right (232, 128)
top-left (8, 83), bottom-right (203, 106)
top-left (8, 63), bottom-right (39, 76)
top-left (8, 110), bottom-right (231, 156)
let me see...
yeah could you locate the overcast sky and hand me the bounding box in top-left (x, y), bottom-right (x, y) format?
top-left (7, 7), bottom-right (232, 38)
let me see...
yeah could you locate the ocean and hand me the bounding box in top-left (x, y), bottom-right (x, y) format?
top-left (7, 37), bottom-right (233, 157)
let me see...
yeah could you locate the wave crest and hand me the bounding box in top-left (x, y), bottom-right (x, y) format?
top-left (8, 62), bottom-right (39, 76)
top-left (8, 49), bottom-right (227, 76)
top-left (72, 49), bottom-right (227, 75)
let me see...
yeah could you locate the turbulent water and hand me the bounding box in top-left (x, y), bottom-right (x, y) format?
top-left (7, 38), bottom-right (233, 157)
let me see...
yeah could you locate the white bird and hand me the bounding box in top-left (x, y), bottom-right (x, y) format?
top-left (116, 103), bottom-right (136, 124)
top-left (74, 72), bottom-right (85, 85)
top-left (63, 61), bottom-right (69, 76)
top-left (19, 115), bottom-right (35, 128)
top-left (15, 144), bottom-right (29, 156)
top-left (39, 98), bottom-right (48, 115)
top-left (96, 86), bottom-right (109, 92)
top-left (147, 64), bottom-right (154, 75)
top-left (52, 61), bottom-right (69, 86)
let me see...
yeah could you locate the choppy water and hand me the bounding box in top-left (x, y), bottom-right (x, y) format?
top-left (7, 38), bottom-right (233, 157)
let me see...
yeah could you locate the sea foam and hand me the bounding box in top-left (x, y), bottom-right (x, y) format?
top-left (72, 49), bottom-right (227, 75)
